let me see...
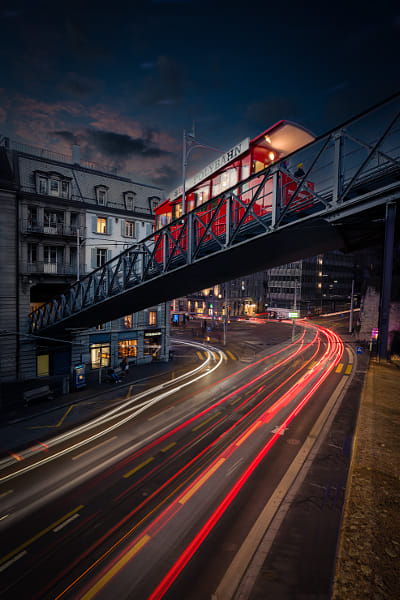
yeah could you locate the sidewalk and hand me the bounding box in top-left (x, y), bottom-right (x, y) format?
top-left (331, 358), bottom-right (400, 599)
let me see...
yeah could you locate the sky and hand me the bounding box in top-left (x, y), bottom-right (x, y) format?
top-left (1, 0), bottom-right (399, 193)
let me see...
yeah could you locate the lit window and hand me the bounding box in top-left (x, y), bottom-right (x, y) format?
top-left (125, 221), bottom-right (135, 237)
top-left (124, 315), bottom-right (133, 328)
top-left (119, 339), bottom-right (137, 359)
top-left (97, 218), bottom-right (107, 234)
top-left (149, 311), bottom-right (157, 326)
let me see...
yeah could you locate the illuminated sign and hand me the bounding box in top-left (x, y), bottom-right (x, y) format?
top-left (169, 137), bottom-right (250, 201)
top-left (289, 312), bottom-right (299, 318)
top-left (145, 329), bottom-right (162, 337)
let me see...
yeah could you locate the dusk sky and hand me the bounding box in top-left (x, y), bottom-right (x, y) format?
top-left (1, 0), bottom-right (399, 192)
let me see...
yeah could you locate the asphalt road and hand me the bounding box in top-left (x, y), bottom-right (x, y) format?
top-left (0, 319), bottom-right (353, 600)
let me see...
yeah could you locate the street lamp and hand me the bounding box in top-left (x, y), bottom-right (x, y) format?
top-left (182, 124), bottom-right (222, 214)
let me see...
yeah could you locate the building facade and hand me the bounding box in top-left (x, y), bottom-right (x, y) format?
top-left (0, 140), bottom-right (169, 404)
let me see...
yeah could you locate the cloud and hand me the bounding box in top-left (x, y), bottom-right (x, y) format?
top-left (82, 128), bottom-right (171, 159)
top-left (52, 130), bottom-right (78, 144)
top-left (150, 164), bottom-right (180, 189)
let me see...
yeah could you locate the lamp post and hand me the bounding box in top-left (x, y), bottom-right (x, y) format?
top-left (182, 124), bottom-right (222, 215)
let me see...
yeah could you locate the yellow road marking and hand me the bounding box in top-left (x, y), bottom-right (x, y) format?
top-left (335, 363), bottom-right (344, 373)
top-left (307, 360), bottom-right (317, 370)
top-left (0, 505), bottom-right (84, 567)
top-left (161, 442), bottom-right (176, 453)
top-left (72, 436), bottom-right (117, 460)
top-left (235, 420), bottom-right (263, 447)
top-left (192, 411), bottom-right (221, 432)
top-left (226, 350), bottom-right (236, 360)
top-left (196, 351), bottom-right (204, 360)
top-left (345, 364), bottom-right (353, 375)
top-left (29, 404), bottom-right (77, 429)
top-left (123, 456), bottom-right (155, 478)
top-left (179, 458), bottom-right (225, 505)
top-left (126, 384), bottom-right (133, 399)
top-left (80, 534), bottom-right (151, 600)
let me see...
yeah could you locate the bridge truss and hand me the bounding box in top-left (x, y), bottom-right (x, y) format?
top-left (30, 95), bottom-right (400, 335)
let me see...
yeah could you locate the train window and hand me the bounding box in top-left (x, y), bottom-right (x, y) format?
top-left (241, 163), bottom-right (250, 192)
top-left (195, 185), bottom-right (209, 206)
top-left (212, 175), bottom-right (221, 197)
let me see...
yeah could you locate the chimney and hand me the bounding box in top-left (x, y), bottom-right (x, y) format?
top-left (72, 144), bottom-right (80, 164)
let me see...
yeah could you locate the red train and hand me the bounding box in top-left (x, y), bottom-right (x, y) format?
top-left (154, 120), bottom-right (315, 262)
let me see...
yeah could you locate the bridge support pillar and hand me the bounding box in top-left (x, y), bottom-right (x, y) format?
top-left (378, 201), bottom-right (396, 360)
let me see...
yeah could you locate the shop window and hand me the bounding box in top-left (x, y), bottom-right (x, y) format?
top-left (118, 339), bottom-right (137, 359)
top-left (90, 343), bottom-right (110, 368)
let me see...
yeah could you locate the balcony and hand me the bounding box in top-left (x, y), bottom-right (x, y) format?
top-left (21, 262), bottom-right (87, 276)
top-left (21, 220), bottom-right (85, 238)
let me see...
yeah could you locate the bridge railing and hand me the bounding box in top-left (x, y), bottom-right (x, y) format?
top-left (29, 95), bottom-right (400, 333)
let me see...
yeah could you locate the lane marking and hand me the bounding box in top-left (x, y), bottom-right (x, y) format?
top-left (196, 351), bottom-right (204, 360)
top-left (0, 550), bottom-right (27, 573)
top-left (0, 505), bottom-right (84, 567)
top-left (126, 384), bottom-right (133, 399)
top-left (335, 363), bottom-right (344, 373)
top-left (80, 534), bottom-right (151, 600)
top-left (192, 411), bottom-right (221, 432)
top-left (72, 436), bottom-right (117, 461)
top-left (179, 458), bottom-right (226, 505)
top-left (28, 404), bottom-right (76, 429)
top-left (161, 442), bottom-right (176, 453)
top-left (226, 350), bottom-right (236, 360)
top-left (235, 420), bottom-right (263, 448)
top-left (123, 457), bottom-right (155, 479)
top-left (53, 513), bottom-right (80, 532)
top-left (345, 364), bottom-right (353, 375)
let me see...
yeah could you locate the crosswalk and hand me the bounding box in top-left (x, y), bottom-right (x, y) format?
top-left (196, 350), bottom-right (237, 361)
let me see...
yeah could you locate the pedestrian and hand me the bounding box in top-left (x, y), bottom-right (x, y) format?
top-left (294, 162), bottom-right (305, 178)
top-left (120, 357), bottom-right (128, 373)
top-left (107, 367), bottom-right (121, 384)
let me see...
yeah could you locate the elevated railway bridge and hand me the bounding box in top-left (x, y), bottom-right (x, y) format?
top-left (30, 95), bottom-right (400, 356)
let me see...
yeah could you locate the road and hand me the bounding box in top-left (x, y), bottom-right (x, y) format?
top-left (0, 319), bottom-right (352, 600)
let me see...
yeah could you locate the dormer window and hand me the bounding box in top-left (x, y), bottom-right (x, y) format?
top-left (124, 191), bottom-right (136, 211)
top-left (34, 170), bottom-right (71, 198)
top-left (148, 195), bottom-right (160, 212)
top-left (96, 186), bottom-right (108, 206)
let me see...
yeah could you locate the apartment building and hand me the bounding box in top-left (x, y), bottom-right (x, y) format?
top-left (0, 139), bottom-right (169, 402)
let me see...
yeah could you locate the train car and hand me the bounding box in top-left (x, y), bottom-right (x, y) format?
top-left (154, 120), bottom-right (315, 262)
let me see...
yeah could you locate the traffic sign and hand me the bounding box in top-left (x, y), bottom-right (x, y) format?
top-left (356, 346), bottom-right (363, 354)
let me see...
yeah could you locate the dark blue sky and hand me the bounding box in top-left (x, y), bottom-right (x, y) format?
top-left (1, 0), bottom-right (399, 190)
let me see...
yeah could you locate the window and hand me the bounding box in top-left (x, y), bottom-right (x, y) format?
top-left (61, 180), bottom-right (69, 198)
top-left (39, 177), bottom-right (47, 194)
top-left (28, 206), bottom-right (38, 227)
top-left (124, 315), bottom-right (133, 328)
top-left (96, 186), bottom-right (109, 206)
top-left (28, 243), bottom-right (37, 263)
top-left (124, 192), bottom-right (135, 210)
top-left (90, 343), bottom-right (110, 368)
top-left (49, 178), bottom-right (60, 196)
top-left (97, 217), bottom-right (107, 234)
top-left (149, 311), bottom-right (157, 326)
top-left (125, 221), bottom-right (135, 237)
top-left (118, 339), bottom-right (137, 359)
top-left (96, 248), bottom-right (107, 267)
